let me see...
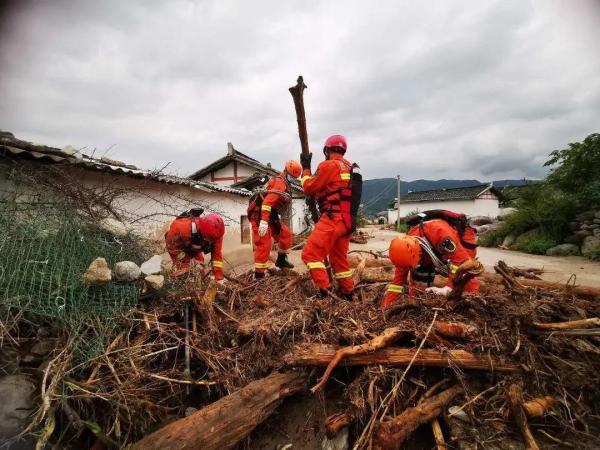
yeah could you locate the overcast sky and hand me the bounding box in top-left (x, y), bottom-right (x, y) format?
top-left (1, 0), bottom-right (599, 181)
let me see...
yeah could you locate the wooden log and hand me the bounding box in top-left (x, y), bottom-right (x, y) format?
top-left (434, 321), bottom-right (479, 341)
top-left (431, 418), bottom-right (447, 450)
top-left (348, 255), bottom-right (392, 268)
top-left (507, 383), bottom-right (540, 450)
top-left (523, 396), bottom-right (558, 418)
top-left (531, 318), bottom-right (600, 330)
top-left (481, 272), bottom-right (600, 299)
top-left (372, 385), bottom-right (462, 449)
top-left (310, 327), bottom-right (403, 393)
top-left (325, 412), bottom-right (355, 438)
top-left (284, 344), bottom-right (517, 372)
top-left (131, 371), bottom-right (308, 450)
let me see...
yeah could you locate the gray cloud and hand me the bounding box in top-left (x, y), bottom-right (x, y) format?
top-left (1, 0), bottom-right (599, 180)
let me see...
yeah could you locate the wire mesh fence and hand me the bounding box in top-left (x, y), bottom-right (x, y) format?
top-left (0, 182), bottom-right (148, 364)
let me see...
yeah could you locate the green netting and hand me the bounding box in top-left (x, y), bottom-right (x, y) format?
top-left (0, 198), bottom-right (146, 364)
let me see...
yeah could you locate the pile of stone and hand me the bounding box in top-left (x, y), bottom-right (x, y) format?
top-left (548, 210), bottom-right (600, 258)
top-left (81, 254), bottom-right (173, 290)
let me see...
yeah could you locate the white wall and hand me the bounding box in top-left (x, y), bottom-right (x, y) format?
top-left (387, 198), bottom-right (500, 224)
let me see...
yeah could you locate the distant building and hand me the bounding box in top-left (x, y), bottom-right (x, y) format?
top-left (190, 143), bottom-right (309, 233)
top-left (387, 183), bottom-right (501, 224)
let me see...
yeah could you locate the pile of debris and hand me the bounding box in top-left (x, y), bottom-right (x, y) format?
top-left (2, 259), bottom-right (600, 449)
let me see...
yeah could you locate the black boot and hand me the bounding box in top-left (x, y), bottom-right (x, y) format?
top-left (318, 288), bottom-right (330, 298)
top-left (275, 253), bottom-right (294, 269)
top-left (340, 291), bottom-right (354, 302)
top-left (254, 271), bottom-right (265, 280)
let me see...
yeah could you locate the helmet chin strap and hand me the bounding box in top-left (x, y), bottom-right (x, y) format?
top-left (323, 148), bottom-right (330, 160)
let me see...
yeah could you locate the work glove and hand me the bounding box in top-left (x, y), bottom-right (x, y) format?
top-left (258, 220), bottom-right (269, 237)
top-left (425, 286), bottom-right (452, 296)
top-left (216, 278), bottom-right (227, 286)
top-left (300, 152), bottom-right (312, 170)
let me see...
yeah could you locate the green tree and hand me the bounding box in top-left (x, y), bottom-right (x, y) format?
top-left (544, 133), bottom-right (600, 207)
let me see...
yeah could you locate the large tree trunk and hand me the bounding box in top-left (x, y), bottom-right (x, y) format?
top-left (284, 344), bottom-right (517, 372)
top-left (131, 371), bottom-right (308, 450)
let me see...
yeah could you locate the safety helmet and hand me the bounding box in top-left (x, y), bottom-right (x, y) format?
top-left (389, 236), bottom-right (421, 268)
top-left (197, 213), bottom-right (225, 241)
top-left (284, 160), bottom-right (302, 178)
top-left (323, 135), bottom-right (347, 153)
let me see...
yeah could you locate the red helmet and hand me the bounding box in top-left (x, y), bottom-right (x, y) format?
top-left (389, 236), bottom-right (421, 268)
top-left (324, 135), bottom-right (347, 153)
top-left (197, 213), bottom-right (225, 241)
top-left (284, 160), bottom-right (302, 178)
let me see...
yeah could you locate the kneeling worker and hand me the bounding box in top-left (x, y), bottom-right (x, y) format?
top-left (382, 210), bottom-right (480, 308)
top-left (165, 209), bottom-right (226, 282)
top-left (247, 160), bottom-right (302, 279)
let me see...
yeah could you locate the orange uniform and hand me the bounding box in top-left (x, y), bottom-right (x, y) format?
top-left (248, 174), bottom-right (293, 274)
top-left (382, 219), bottom-right (479, 308)
top-left (165, 217), bottom-right (224, 279)
top-left (301, 153), bottom-right (354, 295)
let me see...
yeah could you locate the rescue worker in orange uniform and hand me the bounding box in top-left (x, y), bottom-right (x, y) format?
top-left (382, 214), bottom-right (479, 308)
top-left (247, 160), bottom-right (302, 279)
top-left (165, 210), bottom-right (226, 282)
top-left (300, 135), bottom-right (359, 300)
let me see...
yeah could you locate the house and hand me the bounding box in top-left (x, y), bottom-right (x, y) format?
top-left (0, 132), bottom-right (254, 266)
top-left (190, 142), bottom-right (309, 233)
top-left (387, 183), bottom-right (502, 224)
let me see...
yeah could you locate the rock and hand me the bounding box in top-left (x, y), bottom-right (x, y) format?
top-left (321, 427), bottom-right (349, 450)
top-left (515, 228), bottom-right (542, 243)
top-left (581, 224), bottom-right (592, 230)
top-left (590, 224), bottom-right (599, 230)
top-left (30, 339), bottom-right (59, 356)
top-left (82, 257), bottom-right (111, 285)
top-left (501, 233), bottom-right (517, 248)
top-left (575, 230), bottom-right (592, 239)
top-left (595, 211), bottom-right (600, 219)
top-left (469, 216), bottom-right (493, 226)
top-left (113, 261), bottom-right (141, 282)
top-left (546, 244), bottom-right (580, 256)
top-left (581, 236), bottom-right (600, 258)
top-left (569, 221), bottom-right (581, 231)
top-left (160, 252), bottom-right (173, 274)
top-left (98, 217), bottom-right (130, 237)
top-left (0, 375), bottom-right (36, 438)
top-left (594, 218), bottom-right (600, 224)
top-left (594, 228), bottom-right (600, 238)
top-left (141, 255), bottom-right (163, 276)
top-left (577, 211), bottom-right (595, 221)
top-left (563, 235), bottom-right (579, 244)
top-left (145, 275), bottom-right (165, 290)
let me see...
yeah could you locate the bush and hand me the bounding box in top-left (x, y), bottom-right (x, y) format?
top-left (512, 235), bottom-right (557, 255)
top-left (396, 222), bottom-right (409, 233)
top-left (477, 224), bottom-right (510, 247)
top-left (587, 245), bottom-right (600, 261)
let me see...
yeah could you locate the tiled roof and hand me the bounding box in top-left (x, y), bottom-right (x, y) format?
top-left (189, 145), bottom-right (280, 180)
top-left (401, 184), bottom-right (498, 203)
top-left (0, 132), bottom-right (250, 197)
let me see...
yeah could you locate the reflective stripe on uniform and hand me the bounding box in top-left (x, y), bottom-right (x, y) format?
top-left (212, 261), bottom-right (223, 268)
top-left (450, 264), bottom-right (459, 274)
top-left (334, 270), bottom-right (353, 279)
top-left (300, 175), bottom-right (311, 187)
top-left (261, 204), bottom-right (272, 212)
top-left (386, 284), bottom-right (404, 293)
top-left (306, 261), bottom-right (326, 270)
top-left (340, 173), bottom-right (351, 181)
top-left (255, 262), bottom-right (269, 269)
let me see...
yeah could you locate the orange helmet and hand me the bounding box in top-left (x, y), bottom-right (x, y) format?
top-left (284, 160), bottom-right (302, 178)
top-left (389, 236), bottom-right (421, 268)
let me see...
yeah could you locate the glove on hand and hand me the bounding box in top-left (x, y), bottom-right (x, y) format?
top-left (300, 152), bottom-right (312, 170)
top-left (425, 286), bottom-right (452, 296)
top-left (258, 220), bottom-right (269, 237)
top-left (216, 278), bottom-right (227, 285)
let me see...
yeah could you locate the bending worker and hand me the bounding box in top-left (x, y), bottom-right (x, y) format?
top-left (165, 209), bottom-right (226, 282)
top-left (247, 160), bottom-right (302, 279)
top-left (382, 210), bottom-right (479, 308)
top-left (300, 134), bottom-right (361, 300)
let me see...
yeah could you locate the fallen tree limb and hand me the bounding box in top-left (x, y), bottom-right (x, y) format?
top-left (507, 383), bottom-right (540, 450)
top-left (531, 318), bottom-right (600, 330)
top-left (285, 344), bottom-right (517, 372)
top-left (431, 418), bottom-right (447, 450)
top-left (433, 321), bottom-right (479, 341)
top-left (325, 411), bottom-right (355, 438)
top-left (348, 254), bottom-right (392, 268)
top-left (481, 272), bottom-right (600, 299)
top-left (523, 396), bottom-right (558, 418)
top-left (131, 371), bottom-right (308, 450)
top-left (372, 385), bottom-right (462, 449)
top-left (310, 327), bottom-right (403, 393)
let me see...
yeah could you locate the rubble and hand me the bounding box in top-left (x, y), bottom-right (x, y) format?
top-left (81, 257), bottom-right (112, 285)
top-left (0, 375), bottom-right (36, 438)
top-left (114, 260), bottom-right (142, 281)
top-left (141, 254), bottom-right (163, 275)
top-left (145, 274), bottom-right (165, 290)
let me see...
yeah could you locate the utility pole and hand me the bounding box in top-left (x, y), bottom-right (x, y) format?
top-left (396, 174), bottom-right (401, 231)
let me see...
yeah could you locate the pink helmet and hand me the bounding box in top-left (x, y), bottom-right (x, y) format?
top-left (323, 134), bottom-right (347, 153)
top-left (197, 213), bottom-right (225, 241)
